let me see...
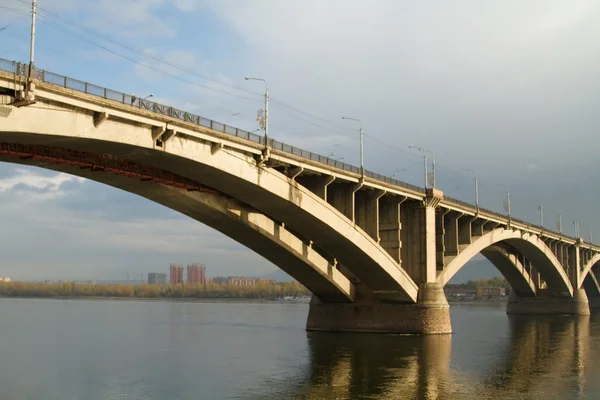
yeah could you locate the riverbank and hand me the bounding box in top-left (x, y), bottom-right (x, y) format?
top-left (0, 281), bottom-right (311, 300)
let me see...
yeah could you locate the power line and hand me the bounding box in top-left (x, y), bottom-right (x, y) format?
top-left (12, 0), bottom-right (262, 98)
top-left (34, 14), bottom-right (259, 101)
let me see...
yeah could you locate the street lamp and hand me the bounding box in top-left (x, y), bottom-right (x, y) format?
top-left (573, 221), bottom-right (580, 238)
top-left (462, 168), bottom-right (479, 212)
top-left (326, 153), bottom-right (336, 158)
top-left (496, 184), bottom-right (511, 225)
top-left (409, 146), bottom-right (435, 188)
top-left (529, 197), bottom-right (544, 228)
top-left (143, 94), bottom-right (154, 100)
top-left (334, 156), bottom-right (345, 161)
top-left (341, 116), bottom-right (364, 178)
top-left (245, 77), bottom-right (269, 148)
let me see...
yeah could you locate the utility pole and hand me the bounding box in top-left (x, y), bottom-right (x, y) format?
top-left (424, 155), bottom-right (428, 189)
top-left (462, 168), bottom-right (478, 212)
top-left (409, 146), bottom-right (435, 188)
top-left (341, 117), bottom-right (364, 179)
top-left (558, 214), bottom-right (562, 235)
top-left (244, 77), bottom-right (269, 150)
top-left (29, 0), bottom-right (37, 78)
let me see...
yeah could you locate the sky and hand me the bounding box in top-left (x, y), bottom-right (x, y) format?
top-left (0, 0), bottom-right (599, 281)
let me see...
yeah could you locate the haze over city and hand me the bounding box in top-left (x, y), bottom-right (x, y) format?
top-left (0, 0), bottom-right (599, 281)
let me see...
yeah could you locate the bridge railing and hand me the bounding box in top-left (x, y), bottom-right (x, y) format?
top-left (0, 59), bottom-right (582, 244)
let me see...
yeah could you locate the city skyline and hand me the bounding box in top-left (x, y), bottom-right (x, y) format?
top-left (0, 1), bottom-right (599, 280)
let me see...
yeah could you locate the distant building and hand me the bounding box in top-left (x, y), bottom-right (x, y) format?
top-left (444, 287), bottom-right (477, 297)
top-left (212, 276), bottom-right (276, 286)
top-left (169, 264), bottom-right (184, 285)
top-left (148, 273), bottom-right (167, 285)
top-left (187, 264), bottom-right (206, 285)
top-left (0, 277), bottom-right (11, 282)
top-left (476, 287), bottom-right (506, 297)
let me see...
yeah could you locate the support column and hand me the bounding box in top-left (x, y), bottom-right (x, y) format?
top-left (327, 182), bottom-right (361, 221)
top-left (296, 174), bottom-right (335, 201)
top-left (507, 289), bottom-right (590, 316)
top-left (306, 189), bottom-right (451, 335)
top-left (355, 189), bottom-right (385, 241)
top-left (306, 283), bottom-right (451, 334)
top-left (401, 191), bottom-right (440, 284)
top-left (379, 196), bottom-right (405, 263)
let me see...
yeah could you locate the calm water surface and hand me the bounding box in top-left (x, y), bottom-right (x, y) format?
top-left (0, 298), bottom-right (599, 399)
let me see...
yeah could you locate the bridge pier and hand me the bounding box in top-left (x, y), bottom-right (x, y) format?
top-left (506, 289), bottom-right (591, 316)
top-left (306, 283), bottom-right (451, 334)
top-left (588, 296), bottom-right (600, 312)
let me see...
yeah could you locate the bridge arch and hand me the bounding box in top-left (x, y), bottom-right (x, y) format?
top-left (581, 254), bottom-right (600, 287)
top-left (0, 88), bottom-right (418, 302)
top-left (437, 229), bottom-right (573, 297)
top-left (0, 148), bottom-right (355, 302)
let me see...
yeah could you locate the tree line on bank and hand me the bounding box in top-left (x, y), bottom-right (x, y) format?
top-left (0, 281), bottom-right (311, 299)
top-left (446, 277), bottom-right (509, 289)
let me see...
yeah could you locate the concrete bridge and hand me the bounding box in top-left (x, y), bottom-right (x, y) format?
top-left (1, 58), bottom-right (599, 334)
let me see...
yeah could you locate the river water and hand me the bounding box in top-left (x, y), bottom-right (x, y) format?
top-left (0, 298), bottom-right (599, 400)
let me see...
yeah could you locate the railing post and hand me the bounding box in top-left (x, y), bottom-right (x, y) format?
top-left (84, 82), bottom-right (88, 93)
top-left (63, 76), bottom-right (67, 88)
top-left (103, 88), bottom-right (107, 98)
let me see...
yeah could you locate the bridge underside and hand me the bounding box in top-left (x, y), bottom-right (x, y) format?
top-left (0, 144), bottom-right (354, 303)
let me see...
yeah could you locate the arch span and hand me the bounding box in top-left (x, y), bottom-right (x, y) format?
top-left (437, 229), bottom-right (573, 296)
top-left (0, 150), bottom-right (355, 303)
top-left (480, 246), bottom-right (537, 297)
top-left (0, 92), bottom-right (418, 302)
top-left (581, 254), bottom-right (600, 288)
top-left (583, 272), bottom-right (600, 298)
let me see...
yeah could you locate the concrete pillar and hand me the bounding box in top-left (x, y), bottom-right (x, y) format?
top-left (305, 283), bottom-right (451, 334)
top-left (507, 289), bottom-right (590, 316)
top-left (296, 174), bottom-right (335, 201)
top-left (568, 244), bottom-right (582, 290)
top-left (379, 196), bottom-right (405, 263)
top-left (355, 189), bottom-right (385, 241)
top-left (471, 219), bottom-right (485, 237)
top-left (444, 212), bottom-right (460, 256)
top-left (327, 182), bottom-right (361, 221)
top-left (401, 201), bottom-right (438, 283)
top-left (458, 216), bottom-right (474, 245)
top-left (435, 210), bottom-right (447, 271)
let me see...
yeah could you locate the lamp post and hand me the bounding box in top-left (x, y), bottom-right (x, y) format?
top-left (558, 214), bottom-right (563, 235)
top-left (529, 198), bottom-right (544, 228)
top-left (29, 0), bottom-right (37, 79)
top-left (497, 184), bottom-right (511, 225)
top-left (341, 116), bottom-right (364, 178)
top-left (245, 77), bottom-right (268, 148)
top-left (462, 168), bottom-right (479, 212)
top-left (409, 146), bottom-right (435, 188)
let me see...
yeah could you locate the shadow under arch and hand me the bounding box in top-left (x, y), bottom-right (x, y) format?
top-left (0, 146), bottom-right (355, 302)
top-left (437, 229), bottom-right (573, 297)
top-left (581, 254), bottom-right (600, 289)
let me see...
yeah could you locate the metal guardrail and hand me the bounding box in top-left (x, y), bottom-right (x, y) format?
top-left (1, 59), bottom-right (424, 195)
top-left (0, 59), bottom-right (587, 245)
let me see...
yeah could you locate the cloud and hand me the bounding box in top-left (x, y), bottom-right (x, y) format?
top-left (0, 164), bottom-right (272, 280)
top-left (0, 167), bottom-right (85, 201)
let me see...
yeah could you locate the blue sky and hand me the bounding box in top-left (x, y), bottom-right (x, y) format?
top-left (0, 0), bottom-right (599, 280)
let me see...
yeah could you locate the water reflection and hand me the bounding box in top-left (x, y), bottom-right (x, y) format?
top-left (259, 313), bottom-right (598, 400)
